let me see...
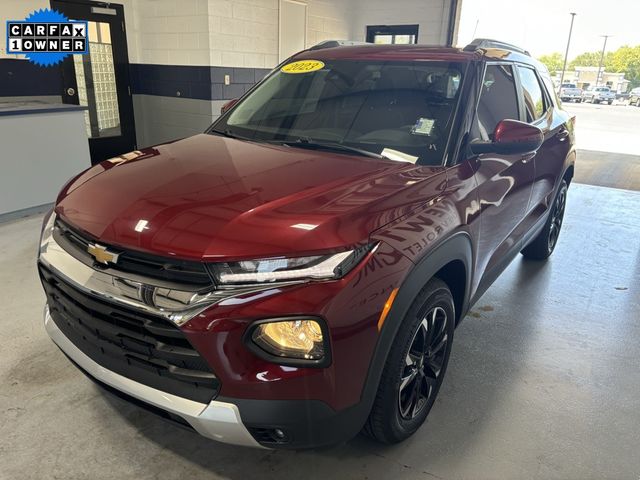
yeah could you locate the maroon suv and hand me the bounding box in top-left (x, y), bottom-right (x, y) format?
top-left (38, 39), bottom-right (575, 448)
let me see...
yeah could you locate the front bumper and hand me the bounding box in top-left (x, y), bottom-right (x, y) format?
top-left (45, 305), bottom-right (367, 448)
top-left (44, 305), bottom-right (263, 448)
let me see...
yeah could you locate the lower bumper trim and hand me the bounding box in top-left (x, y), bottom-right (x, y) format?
top-left (44, 305), bottom-right (262, 448)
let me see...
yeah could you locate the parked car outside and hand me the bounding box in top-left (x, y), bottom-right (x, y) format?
top-left (559, 83), bottom-right (582, 102)
top-left (628, 87), bottom-right (640, 106)
top-left (38, 39), bottom-right (576, 449)
top-left (582, 86), bottom-right (616, 104)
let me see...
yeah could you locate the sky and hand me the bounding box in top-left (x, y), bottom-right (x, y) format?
top-left (457, 0), bottom-right (640, 58)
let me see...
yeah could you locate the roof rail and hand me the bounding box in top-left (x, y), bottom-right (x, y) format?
top-left (308, 40), bottom-right (369, 50)
top-left (463, 38), bottom-right (530, 56)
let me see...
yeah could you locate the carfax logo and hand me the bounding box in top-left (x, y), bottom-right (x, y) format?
top-left (6, 8), bottom-right (87, 66)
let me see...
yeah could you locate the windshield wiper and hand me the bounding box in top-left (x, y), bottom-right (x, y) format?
top-left (208, 128), bottom-right (252, 141)
top-left (276, 137), bottom-right (385, 159)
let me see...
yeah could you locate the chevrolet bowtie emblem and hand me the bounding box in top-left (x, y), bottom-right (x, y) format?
top-left (87, 243), bottom-right (120, 265)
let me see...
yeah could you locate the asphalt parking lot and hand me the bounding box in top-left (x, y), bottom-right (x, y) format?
top-left (563, 102), bottom-right (640, 191)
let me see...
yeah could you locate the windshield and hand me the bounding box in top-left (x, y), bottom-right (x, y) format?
top-left (210, 59), bottom-right (465, 165)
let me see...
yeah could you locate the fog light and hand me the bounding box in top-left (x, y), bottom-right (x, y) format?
top-left (251, 319), bottom-right (325, 361)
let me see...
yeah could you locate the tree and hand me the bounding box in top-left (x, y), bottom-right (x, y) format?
top-left (538, 52), bottom-right (564, 75)
top-left (568, 46), bottom-right (640, 89)
top-left (569, 51), bottom-right (612, 69)
top-left (608, 45), bottom-right (640, 89)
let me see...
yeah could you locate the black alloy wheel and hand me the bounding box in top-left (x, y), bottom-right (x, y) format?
top-left (521, 179), bottom-right (569, 260)
top-left (547, 183), bottom-right (567, 253)
top-left (398, 306), bottom-right (448, 419)
top-left (363, 278), bottom-right (455, 444)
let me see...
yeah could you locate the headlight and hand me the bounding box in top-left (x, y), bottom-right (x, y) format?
top-left (246, 317), bottom-right (330, 366)
top-left (210, 244), bottom-right (374, 285)
top-left (39, 211), bottom-right (56, 254)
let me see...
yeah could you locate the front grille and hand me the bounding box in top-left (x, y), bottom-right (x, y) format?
top-left (40, 263), bottom-right (220, 404)
top-left (53, 218), bottom-right (213, 287)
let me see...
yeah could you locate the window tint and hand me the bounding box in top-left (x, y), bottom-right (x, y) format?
top-left (518, 66), bottom-right (546, 122)
top-left (472, 64), bottom-right (519, 141)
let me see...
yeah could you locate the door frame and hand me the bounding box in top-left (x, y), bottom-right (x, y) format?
top-left (278, 0), bottom-right (308, 61)
top-left (51, 0), bottom-right (136, 164)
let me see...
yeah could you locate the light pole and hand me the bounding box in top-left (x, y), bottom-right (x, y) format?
top-left (559, 12), bottom-right (577, 89)
top-left (596, 35), bottom-right (611, 87)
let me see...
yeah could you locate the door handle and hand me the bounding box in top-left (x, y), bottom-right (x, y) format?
top-left (521, 153), bottom-right (535, 164)
top-left (557, 128), bottom-right (570, 141)
top-left (66, 87), bottom-right (75, 96)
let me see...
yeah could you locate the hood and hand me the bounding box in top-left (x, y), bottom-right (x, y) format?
top-left (56, 134), bottom-right (445, 260)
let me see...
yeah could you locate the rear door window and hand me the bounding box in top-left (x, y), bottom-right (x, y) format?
top-left (517, 66), bottom-right (546, 122)
top-left (471, 64), bottom-right (519, 141)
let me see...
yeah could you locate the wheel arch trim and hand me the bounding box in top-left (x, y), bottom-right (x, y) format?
top-left (348, 232), bottom-right (474, 433)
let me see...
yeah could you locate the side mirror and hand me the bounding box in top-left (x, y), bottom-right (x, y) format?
top-left (470, 119), bottom-right (544, 155)
top-left (220, 98), bottom-right (239, 115)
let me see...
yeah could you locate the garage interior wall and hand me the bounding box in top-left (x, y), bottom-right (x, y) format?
top-left (0, 0), bottom-right (456, 149)
top-left (348, 0), bottom-right (453, 44)
top-left (126, 0), bottom-right (355, 147)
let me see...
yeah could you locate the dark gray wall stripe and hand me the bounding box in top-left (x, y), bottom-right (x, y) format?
top-left (0, 60), bottom-right (270, 101)
top-left (0, 59), bottom-right (61, 97)
top-left (129, 64), bottom-right (271, 101)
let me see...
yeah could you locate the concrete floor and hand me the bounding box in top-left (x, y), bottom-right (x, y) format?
top-left (1, 182), bottom-right (640, 480)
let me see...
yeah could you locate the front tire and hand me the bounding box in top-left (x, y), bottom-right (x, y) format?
top-left (363, 278), bottom-right (455, 444)
top-left (521, 180), bottom-right (568, 260)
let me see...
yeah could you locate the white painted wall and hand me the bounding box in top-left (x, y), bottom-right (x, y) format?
top-left (122, 0), bottom-right (209, 65)
top-left (3, 0), bottom-right (455, 66)
top-left (209, 0), bottom-right (279, 68)
top-left (124, 0), bottom-right (353, 68)
top-left (349, 0), bottom-right (452, 45)
top-left (306, 0), bottom-right (352, 48)
top-left (0, 0), bottom-right (49, 59)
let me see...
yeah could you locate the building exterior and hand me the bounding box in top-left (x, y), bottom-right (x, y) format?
top-left (554, 67), bottom-right (630, 93)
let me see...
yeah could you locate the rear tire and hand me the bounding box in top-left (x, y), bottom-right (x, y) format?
top-left (363, 278), bottom-right (455, 444)
top-left (521, 180), bottom-right (568, 260)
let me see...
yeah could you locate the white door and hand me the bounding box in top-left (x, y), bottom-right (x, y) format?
top-left (279, 0), bottom-right (307, 62)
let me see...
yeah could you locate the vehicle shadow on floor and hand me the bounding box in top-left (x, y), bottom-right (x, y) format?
top-left (100, 257), bottom-right (550, 479)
